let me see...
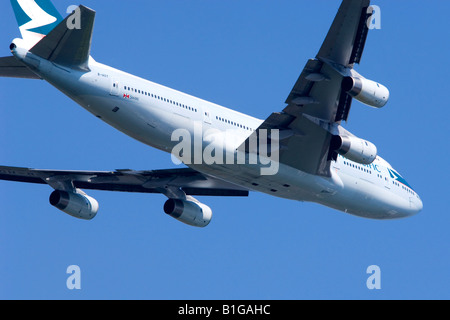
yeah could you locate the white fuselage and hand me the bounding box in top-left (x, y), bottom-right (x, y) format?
top-left (18, 50), bottom-right (423, 220)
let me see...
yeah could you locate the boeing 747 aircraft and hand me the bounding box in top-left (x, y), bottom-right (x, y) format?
top-left (0, 0), bottom-right (423, 227)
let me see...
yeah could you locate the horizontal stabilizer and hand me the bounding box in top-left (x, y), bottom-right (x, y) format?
top-left (0, 56), bottom-right (41, 79)
top-left (30, 5), bottom-right (96, 71)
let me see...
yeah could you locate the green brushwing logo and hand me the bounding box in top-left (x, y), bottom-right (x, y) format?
top-left (388, 168), bottom-right (414, 191)
top-left (10, 0), bottom-right (63, 35)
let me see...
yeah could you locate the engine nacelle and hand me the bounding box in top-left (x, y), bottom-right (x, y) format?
top-left (342, 76), bottom-right (389, 108)
top-left (49, 190), bottom-right (99, 220)
top-left (331, 135), bottom-right (377, 165)
top-left (164, 198), bottom-right (212, 228)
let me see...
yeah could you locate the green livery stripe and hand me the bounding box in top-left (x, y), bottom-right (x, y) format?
top-left (27, 20), bottom-right (60, 35)
top-left (10, 0), bottom-right (63, 35)
top-left (35, 0), bottom-right (63, 22)
top-left (388, 168), bottom-right (414, 191)
top-left (10, 0), bottom-right (32, 27)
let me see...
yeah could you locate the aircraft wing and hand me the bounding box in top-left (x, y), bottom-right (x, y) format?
top-left (241, 0), bottom-right (372, 177)
top-left (0, 166), bottom-right (249, 197)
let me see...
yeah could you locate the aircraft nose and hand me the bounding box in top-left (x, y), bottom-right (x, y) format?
top-left (416, 197), bottom-right (423, 212)
top-left (408, 196), bottom-right (423, 217)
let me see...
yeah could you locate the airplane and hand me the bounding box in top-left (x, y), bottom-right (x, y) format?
top-left (0, 0), bottom-right (423, 227)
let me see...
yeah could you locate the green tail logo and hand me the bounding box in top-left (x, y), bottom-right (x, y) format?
top-left (11, 0), bottom-right (63, 37)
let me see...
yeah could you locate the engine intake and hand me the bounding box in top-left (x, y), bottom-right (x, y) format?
top-left (49, 190), bottom-right (99, 220)
top-left (342, 76), bottom-right (389, 108)
top-left (331, 135), bottom-right (377, 165)
top-left (164, 198), bottom-right (212, 228)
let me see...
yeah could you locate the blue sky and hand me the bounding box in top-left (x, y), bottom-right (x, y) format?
top-left (0, 0), bottom-right (449, 299)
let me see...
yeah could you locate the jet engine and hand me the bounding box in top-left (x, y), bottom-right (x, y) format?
top-left (164, 198), bottom-right (212, 228)
top-left (49, 190), bottom-right (99, 220)
top-left (342, 76), bottom-right (389, 108)
top-left (331, 135), bottom-right (377, 165)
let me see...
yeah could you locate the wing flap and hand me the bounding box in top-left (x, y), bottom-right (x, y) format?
top-left (279, 116), bottom-right (332, 176)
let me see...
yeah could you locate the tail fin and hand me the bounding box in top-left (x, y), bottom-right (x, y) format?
top-left (30, 5), bottom-right (96, 71)
top-left (10, 0), bottom-right (63, 49)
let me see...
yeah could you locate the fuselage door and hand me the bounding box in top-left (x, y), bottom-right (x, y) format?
top-left (203, 108), bottom-right (212, 125)
top-left (110, 79), bottom-right (120, 96)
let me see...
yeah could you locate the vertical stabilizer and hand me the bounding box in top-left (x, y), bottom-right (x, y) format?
top-left (30, 5), bottom-right (96, 71)
top-left (10, 0), bottom-right (63, 49)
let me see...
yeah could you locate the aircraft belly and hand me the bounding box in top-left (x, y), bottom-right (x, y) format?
top-left (189, 162), bottom-right (332, 202)
top-left (87, 96), bottom-right (172, 151)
